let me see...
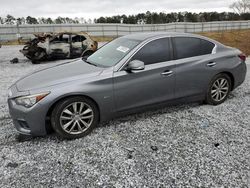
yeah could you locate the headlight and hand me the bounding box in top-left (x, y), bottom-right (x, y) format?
top-left (8, 89), bottom-right (13, 98)
top-left (15, 92), bottom-right (50, 108)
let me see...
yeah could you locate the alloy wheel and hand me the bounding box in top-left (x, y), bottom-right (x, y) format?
top-left (211, 78), bottom-right (229, 102)
top-left (59, 102), bottom-right (94, 135)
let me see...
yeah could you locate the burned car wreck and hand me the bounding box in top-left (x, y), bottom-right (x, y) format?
top-left (20, 32), bottom-right (98, 63)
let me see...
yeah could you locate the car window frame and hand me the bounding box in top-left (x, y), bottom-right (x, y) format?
top-left (172, 36), bottom-right (216, 60)
top-left (119, 36), bottom-right (174, 71)
top-left (71, 34), bottom-right (86, 43)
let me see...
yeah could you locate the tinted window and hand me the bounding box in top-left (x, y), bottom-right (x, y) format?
top-left (131, 38), bottom-right (171, 65)
top-left (201, 39), bottom-right (215, 55)
top-left (173, 37), bottom-right (215, 59)
top-left (173, 37), bottom-right (201, 59)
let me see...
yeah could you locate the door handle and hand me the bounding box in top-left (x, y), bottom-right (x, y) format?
top-left (161, 70), bottom-right (173, 76)
top-left (207, 62), bottom-right (217, 67)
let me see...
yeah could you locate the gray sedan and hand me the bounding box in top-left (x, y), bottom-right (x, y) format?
top-left (8, 32), bottom-right (247, 139)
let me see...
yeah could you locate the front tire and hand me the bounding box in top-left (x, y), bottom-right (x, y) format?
top-left (205, 73), bottom-right (232, 105)
top-left (51, 96), bottom-right (99, 139)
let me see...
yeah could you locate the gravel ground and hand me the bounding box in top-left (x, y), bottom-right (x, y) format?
top-left (0, 45), bottom-right (249, 187)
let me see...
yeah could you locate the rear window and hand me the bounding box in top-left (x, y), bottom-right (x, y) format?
top-left (200, 39), bottom-right (215, 55)
top-left (173, 37), bottom-right (215, 60)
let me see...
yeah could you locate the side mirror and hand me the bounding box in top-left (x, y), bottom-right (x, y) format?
top-left (126, 60), bottom-right (145, 71)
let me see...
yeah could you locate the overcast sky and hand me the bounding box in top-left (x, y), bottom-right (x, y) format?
top-left (0, 0), bottom-right (235, 19)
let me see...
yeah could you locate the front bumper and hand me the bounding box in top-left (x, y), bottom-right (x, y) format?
top-left (7, 86), bottom-right (49, 136)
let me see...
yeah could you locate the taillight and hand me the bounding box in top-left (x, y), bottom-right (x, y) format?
top-left (238, 53), bottom-right (246, 61)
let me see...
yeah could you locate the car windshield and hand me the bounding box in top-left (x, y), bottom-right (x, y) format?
top-left (87, 38), bottom-right (140, 67)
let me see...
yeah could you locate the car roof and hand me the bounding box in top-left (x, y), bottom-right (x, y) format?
top-left (122, 32), bottom-right (220, 44)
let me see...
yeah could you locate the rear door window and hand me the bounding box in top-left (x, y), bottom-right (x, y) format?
top-left (173, 37), bottom-right (215, 59)
top-left (200, 39), bottom-right (215, 55)
top-left (131, 38), bottom-right (171, 65)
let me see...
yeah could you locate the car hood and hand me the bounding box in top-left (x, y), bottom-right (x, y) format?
top-left (15, 59), bottom-right (104, 91)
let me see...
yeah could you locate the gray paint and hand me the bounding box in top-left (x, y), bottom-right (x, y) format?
top-left (8, 32), bottom-right (247, 136)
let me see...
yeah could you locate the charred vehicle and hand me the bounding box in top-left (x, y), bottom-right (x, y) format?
top-left (20, 32), bottom-right (98, 63)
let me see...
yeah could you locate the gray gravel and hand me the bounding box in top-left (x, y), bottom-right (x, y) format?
top-left (0, 45), bottom-right (250, 187)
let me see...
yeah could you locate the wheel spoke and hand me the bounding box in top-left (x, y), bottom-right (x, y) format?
top-left (219, 92), bottom-right (222, 100)
top-left (221, 80), bottom-right (227, 87)
top-left (63, 119), bottom-right (74, 130)
top-left (79, 103), bottom-right (84, 114)
top-left (61, 116), bottom-right (72, 120)
top-left (212, 92), bottom-right (217, 98)
top-left (73, 103), bottom-right (77, 113)
top-left (69, 121), bottom-right (77, 132)
top-left (216, 92), bottom-right (220, 101)
top-left (211, 89), bottom-right (217, 94)
top-left (81, 115), bottom-right (93, 119)
top-left (81, 108), bottom-right (92, 115)
top-left (215, 80), bottom-right (220, 87)
top-left (63, 109), bottom-right (73, 116)
top-left (220, 90), bottom-right (228, 94)
top-left (221, 87), bottom-right (229, 91)
top-left (79, 119), bottom-right (90, 128)
top-left (213, 84), bottom-right (218, 89)
top-left (219, 79), bottom-right (225, 87)
top-left (76, 121), bottom-right (83, 132)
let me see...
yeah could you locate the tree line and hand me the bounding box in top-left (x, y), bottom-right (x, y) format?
top-left (0, 12), bottom-right (249, 25)
top-left (0, 15), bottom-right (91, 25)
top-left (95, 11), bottom-right (250, 24)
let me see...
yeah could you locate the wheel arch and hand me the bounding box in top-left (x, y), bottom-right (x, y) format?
top-left (219, 71), bottom-right (235, 90)
top-left (45, 94), bottom-right (100, 133)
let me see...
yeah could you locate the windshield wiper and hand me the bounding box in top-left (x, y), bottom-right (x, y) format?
top-left (84, 59), bottom-right (97, 67)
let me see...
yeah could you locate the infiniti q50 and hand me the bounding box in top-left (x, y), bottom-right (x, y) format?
top-left (8, 32), bottom-right (247, 139)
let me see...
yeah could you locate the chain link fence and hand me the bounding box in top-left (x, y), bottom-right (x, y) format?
top-left (0, 20), bottom-right (250, 41)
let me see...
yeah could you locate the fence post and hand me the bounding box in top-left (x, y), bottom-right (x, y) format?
top-left (116, 24), bottom-right (118, 37)
top-left (102, 24), bottom-right (104, 38)
top-left (16, 23), bottom-right (21, 42)
top-left (184, 22), bottom-right (187, 33)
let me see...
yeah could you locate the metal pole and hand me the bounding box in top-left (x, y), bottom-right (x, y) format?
top-left (116, 24), bottom-right (118, 37)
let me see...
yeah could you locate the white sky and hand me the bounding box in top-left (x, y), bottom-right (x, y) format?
top-left (0, 0), bottom-right (236, 19)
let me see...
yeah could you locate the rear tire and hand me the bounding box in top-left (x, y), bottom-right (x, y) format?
top-left (205, 73), bottom-right (232, 105)
top-left (51, 96), bottom-right (99, 139)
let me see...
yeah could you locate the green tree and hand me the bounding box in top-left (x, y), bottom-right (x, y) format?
top-left (0, 17), bottom-right (4, 24)
top-left (16, 17), bottom-right (25, 25)
top-left (5, 14), bottom-right (16, 24)
top-left (55, 17), bottom-right (63, 24)
top-left (26, 16), bottom-right (38, 24)
top-left (46, 18), bottom-right (54, 24)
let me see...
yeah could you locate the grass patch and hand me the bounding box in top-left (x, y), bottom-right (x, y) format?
top-left (199, 29), bottom-right (250, 56)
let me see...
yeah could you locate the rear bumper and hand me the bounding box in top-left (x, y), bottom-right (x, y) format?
top-left (232, 61), bottom-right (247, 89)
top-left (8, 98), bottom-right (48, 136)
